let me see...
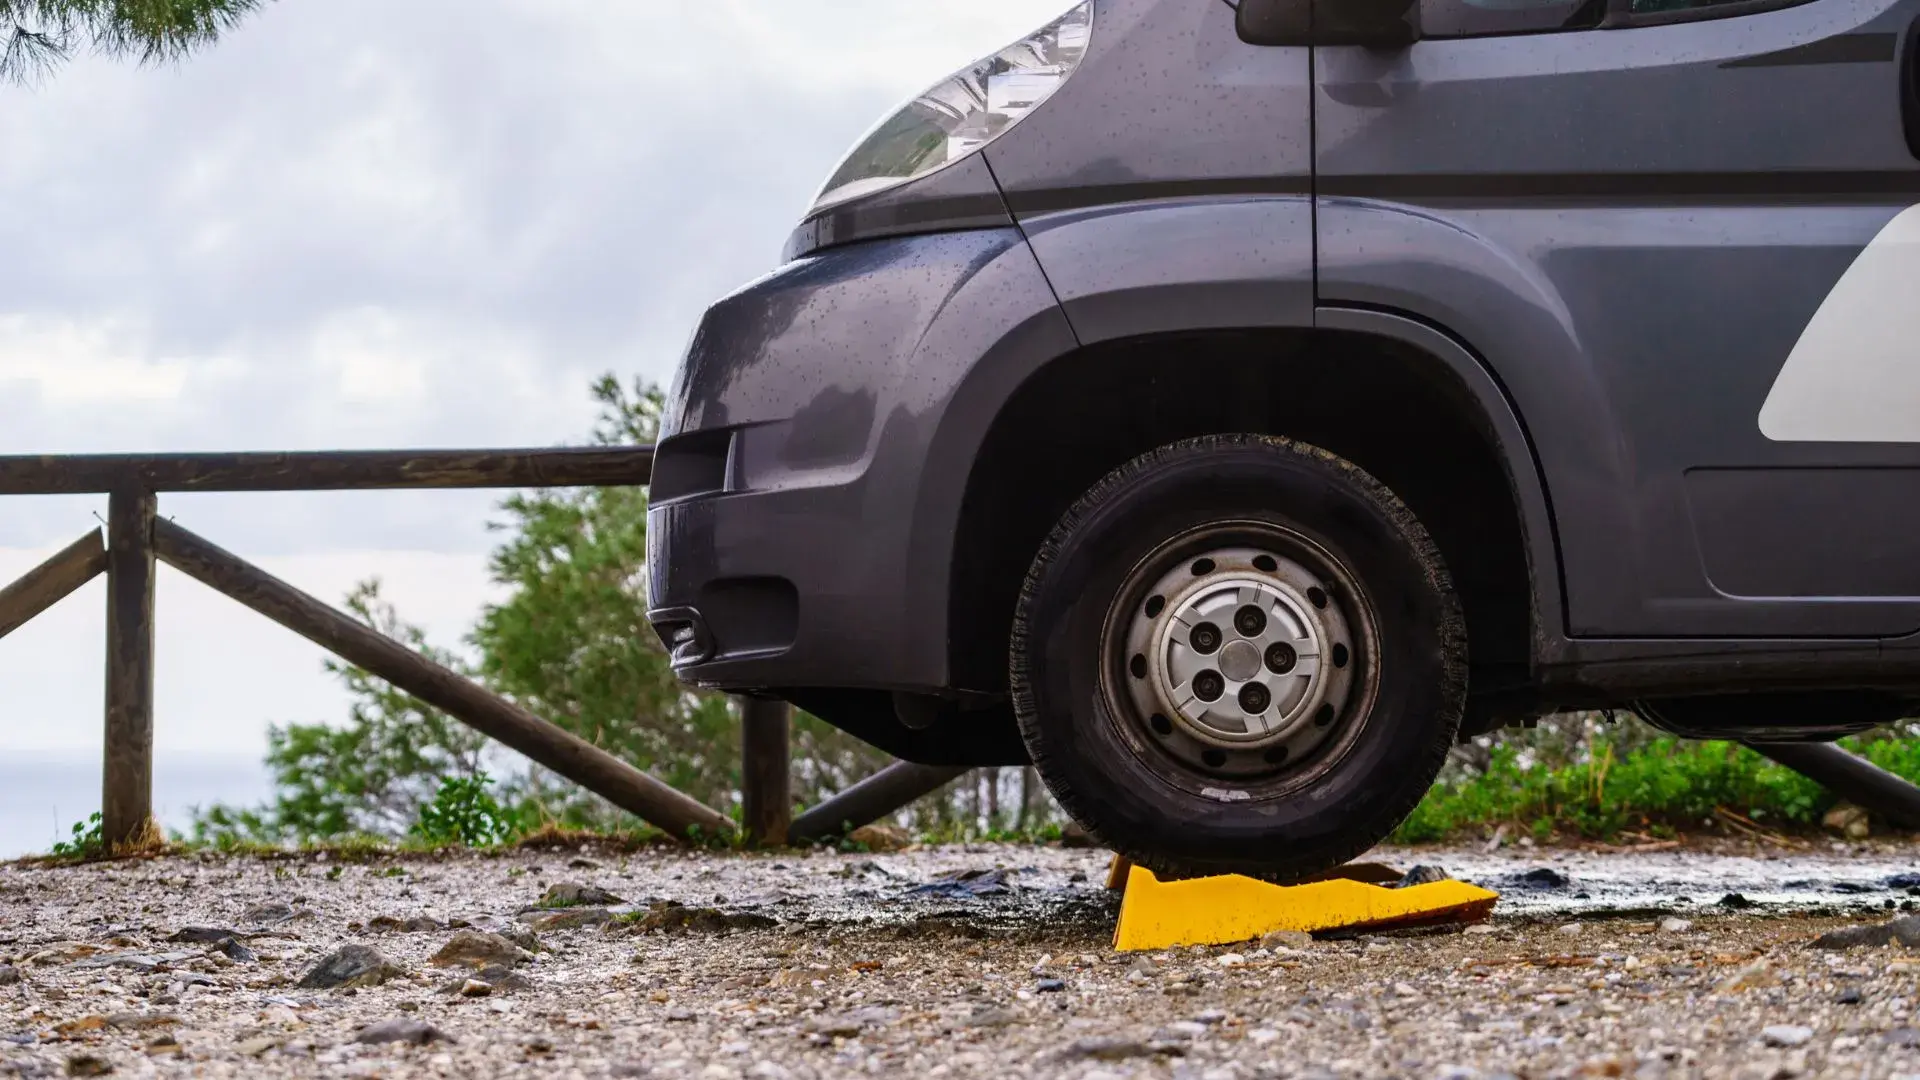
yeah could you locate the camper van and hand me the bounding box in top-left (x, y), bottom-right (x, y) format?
top-left (648, 0), bottom-right (1920, 880)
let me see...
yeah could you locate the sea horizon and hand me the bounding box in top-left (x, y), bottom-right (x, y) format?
top-left (0, 750), bottom-right (272, 858)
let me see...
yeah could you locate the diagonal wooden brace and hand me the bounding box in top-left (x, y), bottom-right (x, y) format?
top-left (150, 517), bottom-right (735, 842)
top-left (0, 530), bottom-right (108, 641)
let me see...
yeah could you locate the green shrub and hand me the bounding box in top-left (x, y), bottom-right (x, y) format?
top-left (49, 812), bottom-right (105, 859)
top-left (410, 774), bottom-right (516, 848)
top-left (1392, 731), bottom-right (1918, 844)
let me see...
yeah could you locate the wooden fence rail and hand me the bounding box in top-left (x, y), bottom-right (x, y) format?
top-left (0, 447), bottom-right (960, 852)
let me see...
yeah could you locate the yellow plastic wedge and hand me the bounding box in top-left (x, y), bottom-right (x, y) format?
top-left (1113, 864), bottom-right (1499, 952)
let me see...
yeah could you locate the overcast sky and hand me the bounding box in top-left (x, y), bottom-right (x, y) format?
top-left (0, 0), bottom-right (1070, 834)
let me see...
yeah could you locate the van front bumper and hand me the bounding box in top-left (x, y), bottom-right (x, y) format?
top-left (645, 227), bottom-right (1078, 694)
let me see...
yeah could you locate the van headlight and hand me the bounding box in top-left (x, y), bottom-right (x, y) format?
top-left (808, 1), bottom-right (1094, 216)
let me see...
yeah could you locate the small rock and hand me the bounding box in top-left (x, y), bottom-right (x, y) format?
top-left (1719, 893), bottom-right (1755, 909)
top-left (1889, 1027), bottom-right (1920, 1048)
top-left (1837, 986), bottom-right (1865, 1005)
top-left (1463, 924), bottom-right (1499, 936)
top-left (1396, 865), bottom-right (1451, 888)
top-left (457, 979), bottom-right (492, 998)
top-left (1813, 915), bottom-right (1920, 949)
top-left (626, 901), bottom-right (776, 934)
top-left (1162, 1020), bottom-right (1209, 1038)
top-left (297, 945), bottom-right (406, 990)
top-left (1195, 1008), bottom-right (1228, 1025)
top-left (430, 931), bottom-right (531, 970)
top-left (0, 966), bottom-right (21, 986)
top-left (234, 1036), bottom-right (279, 1056)
top-left (354, 1018), bottom-right (452, 1046)
top-left (1557, 923), bottom-right (1584, 936)
top-left (239, 903), bottom-right (296, 928)
top-left (521, 907), bottom-right (615, 932)
top-left (847, 824), bottom-right (911, 853)
top-left (1660, 918), bottom-right (1693, 933)
top-left (1519, 868), bottom-right (1570, 890)
top-left (165, 927), bottom-right (242, 945)
top-left (1716, 961), bottom-right (1776, 993)
top-left (143, 1034), bottom-right (180, 1055)
top-left (1036, 978), bottom-right (1067, 992)
top-left (367, 915), bottom-right (444, 934)
top-left (212, 938), bottom-right (255, 963)
top-left (1258, 929), bottom-right (1312, 949)
top-left (1055, 1037), bottom-right (1156, 1061)
top-left (1762, 1024), bottom-right (1813, 1048)
top-left (1214, 953), bottom-right (1246, 968)
top-left (538, 883), bottom-right (624, 909)
top-left (63, 1055), bottom-right (111, 1077)
top-left (1824, 803), bottom-right (1872, 840)
top-left (103, 1014), bottom-right (176, 1032)
top-left (567, 857), bottom-right (603, 870)
top-left (804, 1006), bottom-right (897, 1037)
top-left (966, 1007), bottom-right (1020, 1028)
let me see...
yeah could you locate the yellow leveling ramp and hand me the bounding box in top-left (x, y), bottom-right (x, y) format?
top-left (1113, 864), bottom-right (1499, 952)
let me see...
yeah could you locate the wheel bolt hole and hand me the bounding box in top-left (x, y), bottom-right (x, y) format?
top-left (1201, 749), bottom-right (1227, 769)
top-left (1332, 643), bottom-right (1350, 669)
top-left (1264, 642), bottom-right (1297, 675)
top-left (1190, 623), bottom-right (1223, 655)
top-left (1150, 713), bottom-right (1173, 737)
top-left (1190, 558), bottom-right (1216, 576)
top-left (1253, 555), bottom-right (1278, 574)
top-left (1308, 587), bottom-right (1328, 610)
top-left (1144, 595), bottom-right (1166, 618)
top-left (1193, 671), bottom-right (1225, 702)
top-left (1238, 683), bottom-right (1271, 714)
top-left (1314, 703), bottom-right (1336, 727)
top-left (1129, 654), bottom-right (1147, 680)
top-left (1233, 605), bottom-right (1267, 638)
top-left (1264, 745), bottom-right (1290, 765)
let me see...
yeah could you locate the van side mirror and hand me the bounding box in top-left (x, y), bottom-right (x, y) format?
top-left (1236, 0), bottom-right (1421, 48)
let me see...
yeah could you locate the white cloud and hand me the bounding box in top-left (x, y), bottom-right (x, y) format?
top-left (0, 0), bottom-right (1075, 773)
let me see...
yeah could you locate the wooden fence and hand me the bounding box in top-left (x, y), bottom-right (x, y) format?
top-left (0, 449), bottom-right (961, 851)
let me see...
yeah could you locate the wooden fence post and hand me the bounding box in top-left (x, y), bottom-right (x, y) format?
top-left (740, 697), bottom-right (791, 847)
top-left (103, 486), bottom-right (159, 850)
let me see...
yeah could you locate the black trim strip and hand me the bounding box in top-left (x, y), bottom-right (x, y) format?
top-left (785, 193), bottom-right (1011, 262)
top-left (1321, 170), bottom-right (1920, 203)
top-left (1005, 177), bottom-right (1315, 215)
top-left (1722, 32), bottom-right (1898, 68)
top-left (1906, 18), bottom-right (1920, 162)
top-left (1614, 0), bottom-right (1818, 30)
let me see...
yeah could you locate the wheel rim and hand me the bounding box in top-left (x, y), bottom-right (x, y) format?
top-left (1102, 522), bottom-right (1377, 788)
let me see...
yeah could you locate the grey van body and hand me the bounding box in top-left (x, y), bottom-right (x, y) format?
top-left (648, 0), bottom-right (1920, 779)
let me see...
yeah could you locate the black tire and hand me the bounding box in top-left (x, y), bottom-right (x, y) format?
top-left (1009, 434), bottom-right (1466, 882)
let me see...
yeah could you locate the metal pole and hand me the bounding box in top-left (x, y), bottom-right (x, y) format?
top-left (103, 488), bottom-right (158, 851)
top-left (1744, 741), bottom-right (1920, 830)
top-left (790, 762), bottom-right (969, 844)
top-left (740, 698), bottom-right (792, 847)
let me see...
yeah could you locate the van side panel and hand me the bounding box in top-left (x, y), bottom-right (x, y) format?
top-left (1315, 0), bottom-right (1920, 638)
top-left (987, 0), bottom-right (1316, 341)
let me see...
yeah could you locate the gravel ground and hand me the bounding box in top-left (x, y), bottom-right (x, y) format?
top-left (8, 841), bottom-right (1920, 1078)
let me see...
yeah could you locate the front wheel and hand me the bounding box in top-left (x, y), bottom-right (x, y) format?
top-left (1009, 435), bottom-right (1466, 882)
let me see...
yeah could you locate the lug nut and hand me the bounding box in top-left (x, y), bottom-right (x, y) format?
top-left (1234, 605), bottom-right (1267, 638)
top-left (1190, 623), bottom-right (1223, 654)
top-left (1265, 642), bottom-right (1297, 675)
top-left (1239, 683), bottom-right (1271, 714)
top-left (1193, 671), bottom-right (1225, 702)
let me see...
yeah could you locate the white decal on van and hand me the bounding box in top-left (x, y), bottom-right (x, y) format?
top-left (1760, 204), bottom-right (1920, 443)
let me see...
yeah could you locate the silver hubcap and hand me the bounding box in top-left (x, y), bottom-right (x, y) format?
top-left (1112, 537), bottom-right (1364, 779)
